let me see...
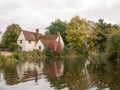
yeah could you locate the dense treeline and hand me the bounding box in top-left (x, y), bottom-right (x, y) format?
top-left (0, 15), bottom-right (120, 62)
top-left (46, 16), bottom-right (120, 61)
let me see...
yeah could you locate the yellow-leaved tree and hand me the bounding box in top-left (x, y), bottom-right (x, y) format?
top-left (66, 16), bottom-right (87, 51)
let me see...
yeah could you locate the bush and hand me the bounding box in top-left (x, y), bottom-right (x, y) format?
top-left (43, 46), bottom-right (60, 57)
top-left (28, 49), bottom-right (46, 61)
top-left (13, 50), bottom-right (46, 62)
top-left (8, 43), bottom-right (19, 52)
top-left (0, 53), bottom-right (5, 64)
top-left (105, 31), bottom-right (120, 63)
top-left (43, 46), bottom-right (52, 56)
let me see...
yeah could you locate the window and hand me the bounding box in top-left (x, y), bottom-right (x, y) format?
top-left (20, 47), bottom-right (22, 50)
top-left (28, 40), bottom-right (31, 44)
top-left (20, 40), bottom-right (22, 43)
top-left (39, 46), bottom-right (41, 50)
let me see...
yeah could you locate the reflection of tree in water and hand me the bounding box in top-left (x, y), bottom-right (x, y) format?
top-left (44, 58), bottom-right (88, 90)
top-left (3, 64), bottom-right (19, 85)
top-left (104, 61), bottom-right (120, 90)
top-left (43, 59), bottom-right (66, 90)
top-left (2, 60), bottom-right (43, 85)
top-left (87, 58), bottom-right (120, 90)
top-left (64, 59), bottom-right (87, 90)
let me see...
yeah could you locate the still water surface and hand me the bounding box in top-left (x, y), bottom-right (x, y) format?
top-left (0, 58), bottom-right (120, 90)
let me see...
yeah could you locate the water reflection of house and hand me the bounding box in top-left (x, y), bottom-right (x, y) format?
top-left (17, 61), bottom-right (43, 82)
top-left (44, 60), bottom-right (64, 78)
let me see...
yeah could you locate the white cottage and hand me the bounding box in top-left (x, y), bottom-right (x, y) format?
top-left (17, 29), bottom-right (44, 51)
top-left (17, 29), bottom-right (64, 52)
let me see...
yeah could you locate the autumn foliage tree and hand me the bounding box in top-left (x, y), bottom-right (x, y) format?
top-left (66, 16), bottom-right (87, 52)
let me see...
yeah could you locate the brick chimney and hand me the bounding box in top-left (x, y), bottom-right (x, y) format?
top-left (36, 29), bottom-right (39, 34)
top-left (36, 29), bottom-right (39, 40)
top-left (58, 32), bottom-right (60, 37)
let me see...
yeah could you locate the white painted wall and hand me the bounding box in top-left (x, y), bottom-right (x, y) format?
top-left (34, 40), bottom-right (45, 51)
top-left (17, 31), bottom-right (26, 51)
top-left (25, 41), bottom-right (36, 51)
top-left (56, 35), bottom-right (64, 49)
top-left (17, 31), bottom-right (35, 51)
top-left (17, 31), bottom-right (45, 51)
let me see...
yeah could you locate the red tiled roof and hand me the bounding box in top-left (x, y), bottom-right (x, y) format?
top-left (23, 30), bottom-right (42, 41)
top-left (39, 34), bottom-right (57, 46)
top-left (39, 34), bottom-right (57, 40)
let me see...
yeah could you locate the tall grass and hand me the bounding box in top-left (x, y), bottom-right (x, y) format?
top-left (62, 46), bottom-right (88, 60)
top-left (13, 50), bottom-right (46, 62)
top-left (0, 53), bottom-right (16, 67)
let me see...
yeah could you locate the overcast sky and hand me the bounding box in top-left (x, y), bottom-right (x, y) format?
top-left (0, 0), bottom-right (120, 34)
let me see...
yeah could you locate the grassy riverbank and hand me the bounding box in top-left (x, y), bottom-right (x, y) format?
top-left (0, 50), bottom-right (46, 65)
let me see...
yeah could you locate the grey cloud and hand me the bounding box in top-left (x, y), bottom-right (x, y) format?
top-left (0, 0), bottom-right (120, 35)
top-left (80, 1), bottom-right (120, 23)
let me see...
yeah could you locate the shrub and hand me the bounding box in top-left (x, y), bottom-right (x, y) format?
top-left (0, 53), bottom-right (5, 64)
top-left (8, 43), bottom-right (19, 52)
top-left (43, 46), bottom-right (52, 56)
top-left (28, 49), bottom-right (46, 61)
top-left (13, 50), bottom-right (45, 62)
top-left (105, 31), bottom-right (120, 63)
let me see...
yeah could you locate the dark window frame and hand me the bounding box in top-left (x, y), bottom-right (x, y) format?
top-left (20, 47), bottom-right (22, 50)
top-left (20, 40), bottom-right (22, 43)
top-left (39, 46), bottom-right (41, 50)
top-left (28, 40), bottom-right (31, 44)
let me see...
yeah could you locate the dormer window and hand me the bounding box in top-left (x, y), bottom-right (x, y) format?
top-left (28, 40), bottom-right (31, 44)
top-left (20, 40), bottom-right (22, 43)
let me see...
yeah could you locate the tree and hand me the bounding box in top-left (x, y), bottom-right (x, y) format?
top-left (86, 21), bottom-right (99, 54)
top-left (95, 19), bottom-right (116, 52)
top-left (46, 19), bottom-right (67, 44)
top-left (66, 16), bottom-right (87, 51)
top-left (86, 19), bottom-right (120, 53)
top-left (1, 24), bottom-right (22, 51)
top-left (105, 31), bottom-right (120, 62)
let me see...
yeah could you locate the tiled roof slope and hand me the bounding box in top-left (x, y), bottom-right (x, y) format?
top-left (39, 34), bottom-right (57, 46)
top-left (23, 30), bottom-right (42, 41)
top-left (22, 30), bottom-right (59, 47)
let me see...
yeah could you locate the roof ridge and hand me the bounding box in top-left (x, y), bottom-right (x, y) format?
top-left (22, 30), bottom-right (35, 33)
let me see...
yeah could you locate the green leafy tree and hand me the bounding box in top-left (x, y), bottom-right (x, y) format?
top-left (66, 16), bottom-right (87, 51)
top-left (46, 19), bottom-right (67, 43)
top-left (86, 19), bottom-right (120, 54)
top-left (1, 24), bottom-right (22, 51)
top-left (86, 20), bottom-right (101, 62)
top-left (95, 19), bottom-right (117, 52)
top-left (105, 31), bottom-right (120, 62)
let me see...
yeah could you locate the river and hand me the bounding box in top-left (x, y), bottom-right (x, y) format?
top-left (0, 58), bottom-right (120, 90)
